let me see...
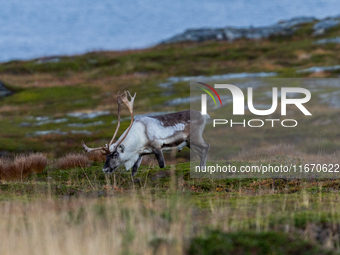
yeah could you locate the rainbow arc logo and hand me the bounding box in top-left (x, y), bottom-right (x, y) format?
top-left (196, 82), bottom-right (222, 106)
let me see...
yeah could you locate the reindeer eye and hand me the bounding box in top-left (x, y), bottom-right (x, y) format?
top-left (113, 152), bottom-right (119, 158)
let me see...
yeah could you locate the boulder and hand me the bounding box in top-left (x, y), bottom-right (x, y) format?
top-left (313, 18), bottom-right (340, 36)
top-left (315, 37), bottom-right (340, 44)
top-left (161, 16), bottom-right (316, 44)
top-left (297, 65), bottom-right (340, 73)
top-left (277, 16), bottom-right (315, 28)
top-left (0, 80), bottom-right (12, 98)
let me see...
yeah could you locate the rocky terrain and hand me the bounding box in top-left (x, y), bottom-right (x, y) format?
top-left (162, 15), bottom-right (340, 43)
top-left (0, 80), bottom-right (11, 98)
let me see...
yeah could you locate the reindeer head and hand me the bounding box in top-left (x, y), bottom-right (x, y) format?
top-left (102, 143), bottom-right (126, 173)
top-left (81, 91), bottom-right (137, 174)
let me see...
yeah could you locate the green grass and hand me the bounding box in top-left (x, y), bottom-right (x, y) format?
top-left (0, 85), bottom-right (100, 111)
top-left (188, 230), bottom-right (335, 255)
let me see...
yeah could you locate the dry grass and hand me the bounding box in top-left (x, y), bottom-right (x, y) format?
top-left (232, 143), bottom-right (300, 162)
top-left (232, 143), bottom-right (340, 166)
top-left (0, 153), bottom-right (48, 181)
top-left (86, 151), bottom-right (106, 162)
top-left (56, 153), bottom-right (92, 169)
top-left (0, 191), bottom-right (339, 254)
top-left (0, 195), bottom-right (190, 255)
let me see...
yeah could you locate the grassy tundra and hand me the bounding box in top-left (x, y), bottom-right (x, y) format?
top-left (1, 19), bottom-right (340, 254)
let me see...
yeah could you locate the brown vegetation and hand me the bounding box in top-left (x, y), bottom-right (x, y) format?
top-left (55, 153), bottom-right (92, 170)
top-left (86, 150), bottom-right (106, 162)
top-left (0, 153), bottom-right (48, 181)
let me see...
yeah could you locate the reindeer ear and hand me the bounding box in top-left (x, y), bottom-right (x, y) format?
top-left (118, 144), bottom-right (125, 153)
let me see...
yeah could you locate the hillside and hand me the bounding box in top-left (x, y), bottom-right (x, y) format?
top-left (1, 15), bottom-right (340, 255)
top-left (0, 16), bottom-right (340, 156)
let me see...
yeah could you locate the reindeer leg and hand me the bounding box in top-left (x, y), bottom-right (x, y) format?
top-left (190, 142), bottom-right (210, 168)
top-left (131, 155), bottom-right (143, 177)
top-left (153, 149), bottom-right (165, 168)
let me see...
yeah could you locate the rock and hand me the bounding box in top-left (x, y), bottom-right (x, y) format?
top-left (163, 26), bottom-right (292, 44)
top-left (35, 118), bottom-right (68, 126)
top-left (164, 97), bottom-right (194, 106)
top-left (319, 91), bottom-right (340, 108)
top-left (70, 130), bottom-right (92, 135)
top-left (160, 15), bottom-right (340, 44)
top-left (68, 121), bottom-right (104, 128)
top-left (277, 16), bottom-right (316, 28)
top-left (315, 37), bottom-right (340, 44)
top-left (35, 57), bottom-right (60, 64)
top-left (159, 72), bottom-right (277, 89)
top-left (0, 80), bottom-right (12, 98)
top-left (164, 28), bottom-right (226, 44)
top-left (19, 117), bottom-right (68, 127)
top-left (19, 122), bottom-right (31, 127)
top-left (26, 129), bottom-right (93, 137)
top-left (162, 16), bottom-right (315, 44)
top-left (67, 111), bottom-right (110, 119)
top-left (223, 25), bottom-right (291, 41)
top-left (313, 18), bottom-right (340, 36)
top-left (297, 65), bottom-right (340, 73)
top-left (27, 129), bottom-right (68, 137)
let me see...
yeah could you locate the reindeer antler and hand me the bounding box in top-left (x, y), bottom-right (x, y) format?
top-left (107, 91), bottom-right (124, 147)
top-left (112, 91), bottom-right (136, 150)
top-left (81, 140), bottom-right (110, 154)
top-left (81, 91), bottom-right (136, 155)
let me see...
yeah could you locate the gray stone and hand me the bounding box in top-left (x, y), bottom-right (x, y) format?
top-left (0, 80), bottom-right (12, 98)
top-left (35, 57), bottom-right (60, 64)
top-left (67, 111), bottom-right (110, 119)
top-left (35, 116), bottom-right (49, 122)
top-left (163, 28), bottom-right (226, 44)
top-left (277, 16), bottom-right (316, 28)
top-left (315, 37), bottom-right (340, 44)
top-left (297, 65), bottom-right (340, 73)
top-left (319, 91), bottom-right (340, 108)
top-left (162, 16), bottom-right (315, 44)
top-left (159, 72), bottom-right (277, 89)
top-left (160, 15), bottom-right (340, 44)
top-left (35, 118), bottom-right (68, 126)
top-left (28, 129), bottom-right (67, 137)
top-left (163, 25), bottom-right (292, 44)
top-left (70, 130), bottom-right (92, 135)
top-left (264, 91), bottom-right (305, 98)
top-left (313, 18), bottom-right (340, 36)
top-left (20, 117), bottom-right (68, 127)
top-left (68, 121), bottom-right (104, 128)
top-left (26, 129), bottom-right (93, 136)
top-left (164, 97), bottom-right (199, 106)
top-left (19, 122), bottom-right (31, 127)
top-left (302, 79), bottom-right (340, 88)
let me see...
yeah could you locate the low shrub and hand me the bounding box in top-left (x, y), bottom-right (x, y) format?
top-left (0, 153), bottom-right (48, 181)
top-left (56, 153), bottom-right (92, 170)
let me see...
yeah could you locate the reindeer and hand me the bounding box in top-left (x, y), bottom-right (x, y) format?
top-left (81, 91), bottom-right (210, 176)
